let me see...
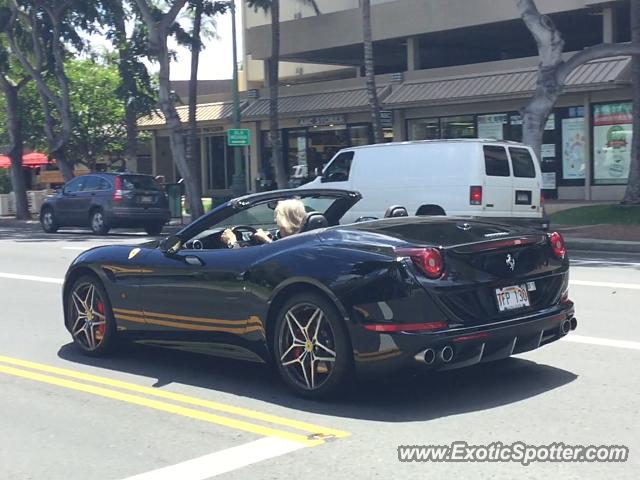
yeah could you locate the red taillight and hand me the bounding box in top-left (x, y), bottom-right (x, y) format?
top-left (540, 191), bottom-right (545, 206)
top-left (363, 322), bottom-right (448, 332)
top-left (548, 231), bottom-right (566, 259)
top-left (470, 186), bottom-right (482, 205)
top-left (113, 176), bottom-right (123, 203)
top-left (396, 247), bottom-right (444, 279)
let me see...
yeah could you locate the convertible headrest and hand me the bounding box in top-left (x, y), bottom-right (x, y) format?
top-left (384, 205), bottom-right (409, 218)
top-left (300, 212), bottom-right (329, 233)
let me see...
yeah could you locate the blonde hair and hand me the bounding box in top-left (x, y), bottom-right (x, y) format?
top-left (274, 199), bottom-right (307, 236)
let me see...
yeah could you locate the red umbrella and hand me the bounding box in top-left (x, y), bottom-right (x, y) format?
top-left (0, 152), bottom-right (50, 168)
top-left (22, 152), bottom-right (50, 167)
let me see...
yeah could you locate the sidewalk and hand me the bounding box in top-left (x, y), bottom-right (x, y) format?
top-left (546, 200), bottom-right (640, 253)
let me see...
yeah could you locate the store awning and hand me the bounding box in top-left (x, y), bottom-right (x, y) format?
top-left (137, 101), bottom-right (245, 128)
top-left (0, 152), bottom-right (50, 168)
top-left (384, 57), bottom-right (630, 108)
top-left (242, 86), bottom-right (390, 120)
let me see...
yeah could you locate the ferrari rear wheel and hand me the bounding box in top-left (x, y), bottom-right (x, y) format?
top-left (273, 293), bottom-right (352, 398)
top-left (66, 275), bottom-right (116, 356)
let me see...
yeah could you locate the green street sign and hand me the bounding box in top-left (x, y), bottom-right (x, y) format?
top-left (227, 128), bottom-right (250, 146)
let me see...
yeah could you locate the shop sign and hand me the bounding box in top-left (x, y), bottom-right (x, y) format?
top-left (299, 115), bottom-right (346, 127)
top-left (561, 117), bottom-right (586, 179)
top-left (380, 111), bottom-right (393, 128)
top-left (593, 102), bottom-right (632, 182)
top-left (542, 172), bottom-right (557, 190)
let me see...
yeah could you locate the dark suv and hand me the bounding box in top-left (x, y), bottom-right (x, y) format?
top-left (40, 173), bottom-right (171, 235)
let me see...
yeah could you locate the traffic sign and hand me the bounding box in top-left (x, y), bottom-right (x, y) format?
top-left (227, 128), bottom-right (250, 146)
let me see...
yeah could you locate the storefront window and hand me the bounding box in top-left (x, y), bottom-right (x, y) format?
top-left (593, 102), bottom-right (632, 185)
top-left (206, 136), bottom-right (239, 190)
top-left (442, 115), bottom-right (475, 138)
top-left (349, 124), bottom-right (372, 146)
top-left (477, 114), bottom-right (508, 140)
top-left (407, 118), bottom-right (440, 140)
top-left (308, 126), bottom-right (349, 173)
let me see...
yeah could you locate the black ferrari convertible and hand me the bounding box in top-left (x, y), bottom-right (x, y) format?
top-left (63, 188), bottom-right (576, 397)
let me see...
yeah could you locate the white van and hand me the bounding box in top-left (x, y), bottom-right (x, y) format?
top-left (300, 139), bottom-right (547, 229)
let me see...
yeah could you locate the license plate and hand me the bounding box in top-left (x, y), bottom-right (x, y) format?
top-left (495, 285), bottom-right (530, 311)
top-left (139, 196), bottom-right (154, 204)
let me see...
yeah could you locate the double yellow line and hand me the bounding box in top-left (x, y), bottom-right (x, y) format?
top-left (0, 355), bottom-right (349, 447)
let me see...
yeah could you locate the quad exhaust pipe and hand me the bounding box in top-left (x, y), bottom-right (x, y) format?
top-left (440, 345), bottom-right (454, 363)
top-left (415, 345), bottom-right (454, 365)
top-left (560, 319), bottom-right (571, 335)
top-left (570, 317), bottom-right (578, 331)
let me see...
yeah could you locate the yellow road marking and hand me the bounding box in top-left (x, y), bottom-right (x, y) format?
top-left (0, 355), bottom-right (350, 440)
top-left (0, 363), bottom-right (321, 446)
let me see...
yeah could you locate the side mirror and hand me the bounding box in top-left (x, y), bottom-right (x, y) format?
top-left (160, 235), bottom-right (182, 255)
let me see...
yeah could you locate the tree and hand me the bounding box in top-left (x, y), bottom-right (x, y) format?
top-left (133, 0), bottom-right (205, 219)
top-left (361, 0), bottom-right (383, 144)
top-left (5, 0), bottom-right (76, 181)
top-left (516, 0), bottom-right (640, 178)
top-left (247, 0), bottom-right (320, 189)
top-left (181, 0), bottom-right (228, 195)
top-left (0, 18), bottom-right (30, 219)
top-left (101, 0), bottom-right (158, 172)
top-left (624, 0), bottom-right (640, 204)
top-left (65, 59), bottom-right (128, 170)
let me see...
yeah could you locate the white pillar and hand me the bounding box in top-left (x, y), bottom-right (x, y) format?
top-left (406, 37), bottom-right (421, 71)
top-left (151, 131), bottom-right (158, 177)
top-left (583, 93), bottom-right (592, 201)
top-left (200, 135), bottom-right (208, 194)
top-left (602, 5), bottom-right (617, 43)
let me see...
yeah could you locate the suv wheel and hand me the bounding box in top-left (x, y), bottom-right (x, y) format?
top-left (41, 207), bottom-right (58, 233)
top-left (90, 209), bottom-right (110, 235)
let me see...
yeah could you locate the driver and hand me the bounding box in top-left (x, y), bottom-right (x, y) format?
top-left (221, 199), bottom-right (307, 248)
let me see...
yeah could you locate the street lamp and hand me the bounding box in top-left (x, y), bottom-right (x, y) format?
top-left (229, 0), bottom-right (246, 196)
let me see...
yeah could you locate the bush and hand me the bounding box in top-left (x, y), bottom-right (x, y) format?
top-left (0, 169), bottom-right (12, 194)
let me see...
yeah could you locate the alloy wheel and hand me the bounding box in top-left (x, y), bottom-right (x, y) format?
top-left (91, 211), bottom-right (104, 233)
top-left (278, 303), bottom-right (337, 391)
top-left (43, 211), bottom-right (53, 228)
top-left (69, 282), bottom-right (107, 351)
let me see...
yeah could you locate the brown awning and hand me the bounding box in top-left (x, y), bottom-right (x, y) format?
top-left (137, 101), bottom-right (244, 128)
top-left (384, 57), bottom-right (630, 108)
top-left (242, 86), bottom-right (389, 120)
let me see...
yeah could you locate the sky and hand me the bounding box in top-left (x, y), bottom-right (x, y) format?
top-left (89, 2), bottom-right (243, 81)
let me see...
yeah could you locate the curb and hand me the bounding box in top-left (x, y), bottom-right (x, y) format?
top-left (565, 237), bottom-right (640, 254)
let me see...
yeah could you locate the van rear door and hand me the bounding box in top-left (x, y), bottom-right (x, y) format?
top-left (508, 146), bottom-right (542, 218)
top-left (482, 145), bottom-right (512, 217)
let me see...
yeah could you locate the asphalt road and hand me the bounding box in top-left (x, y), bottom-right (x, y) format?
top-left (0, 225), bottom-right (639, 479)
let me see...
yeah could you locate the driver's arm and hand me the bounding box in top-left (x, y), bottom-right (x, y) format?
top-left (253, 229), bottom-right (273, 244)
top-left (221, 229), bottom-right (239, 249)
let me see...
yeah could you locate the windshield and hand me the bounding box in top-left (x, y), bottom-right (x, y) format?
top-left (213, 197), bottom-right (335, 231)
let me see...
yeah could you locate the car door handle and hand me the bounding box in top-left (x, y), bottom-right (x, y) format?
top-left (184, 255), bottom-right (204, 266)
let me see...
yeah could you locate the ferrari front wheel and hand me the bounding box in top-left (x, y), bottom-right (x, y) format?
top-left (273, 293), bottom-right (353, 398)
top-left (66, 275), bottom-right (116, 356)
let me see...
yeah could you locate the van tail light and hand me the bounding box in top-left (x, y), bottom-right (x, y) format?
top-left (540, 191), bottom-right (545, 206)
top-left (112, 176), bottom-right (123, 203)
top-left (470, 186), bottom-right (482, 205)
top-left (396, 247), bottom-right (444, 279)
top-left (548, 231), bottom-right (566, 259)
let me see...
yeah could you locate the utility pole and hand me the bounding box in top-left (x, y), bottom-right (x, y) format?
top-left (230, 0), bottom-right (246, 195)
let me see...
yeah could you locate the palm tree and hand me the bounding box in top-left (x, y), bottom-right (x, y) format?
top-left (361, 0), bottom-right (383, 144)
top-left (247, 0), bottom-right (320, 188)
